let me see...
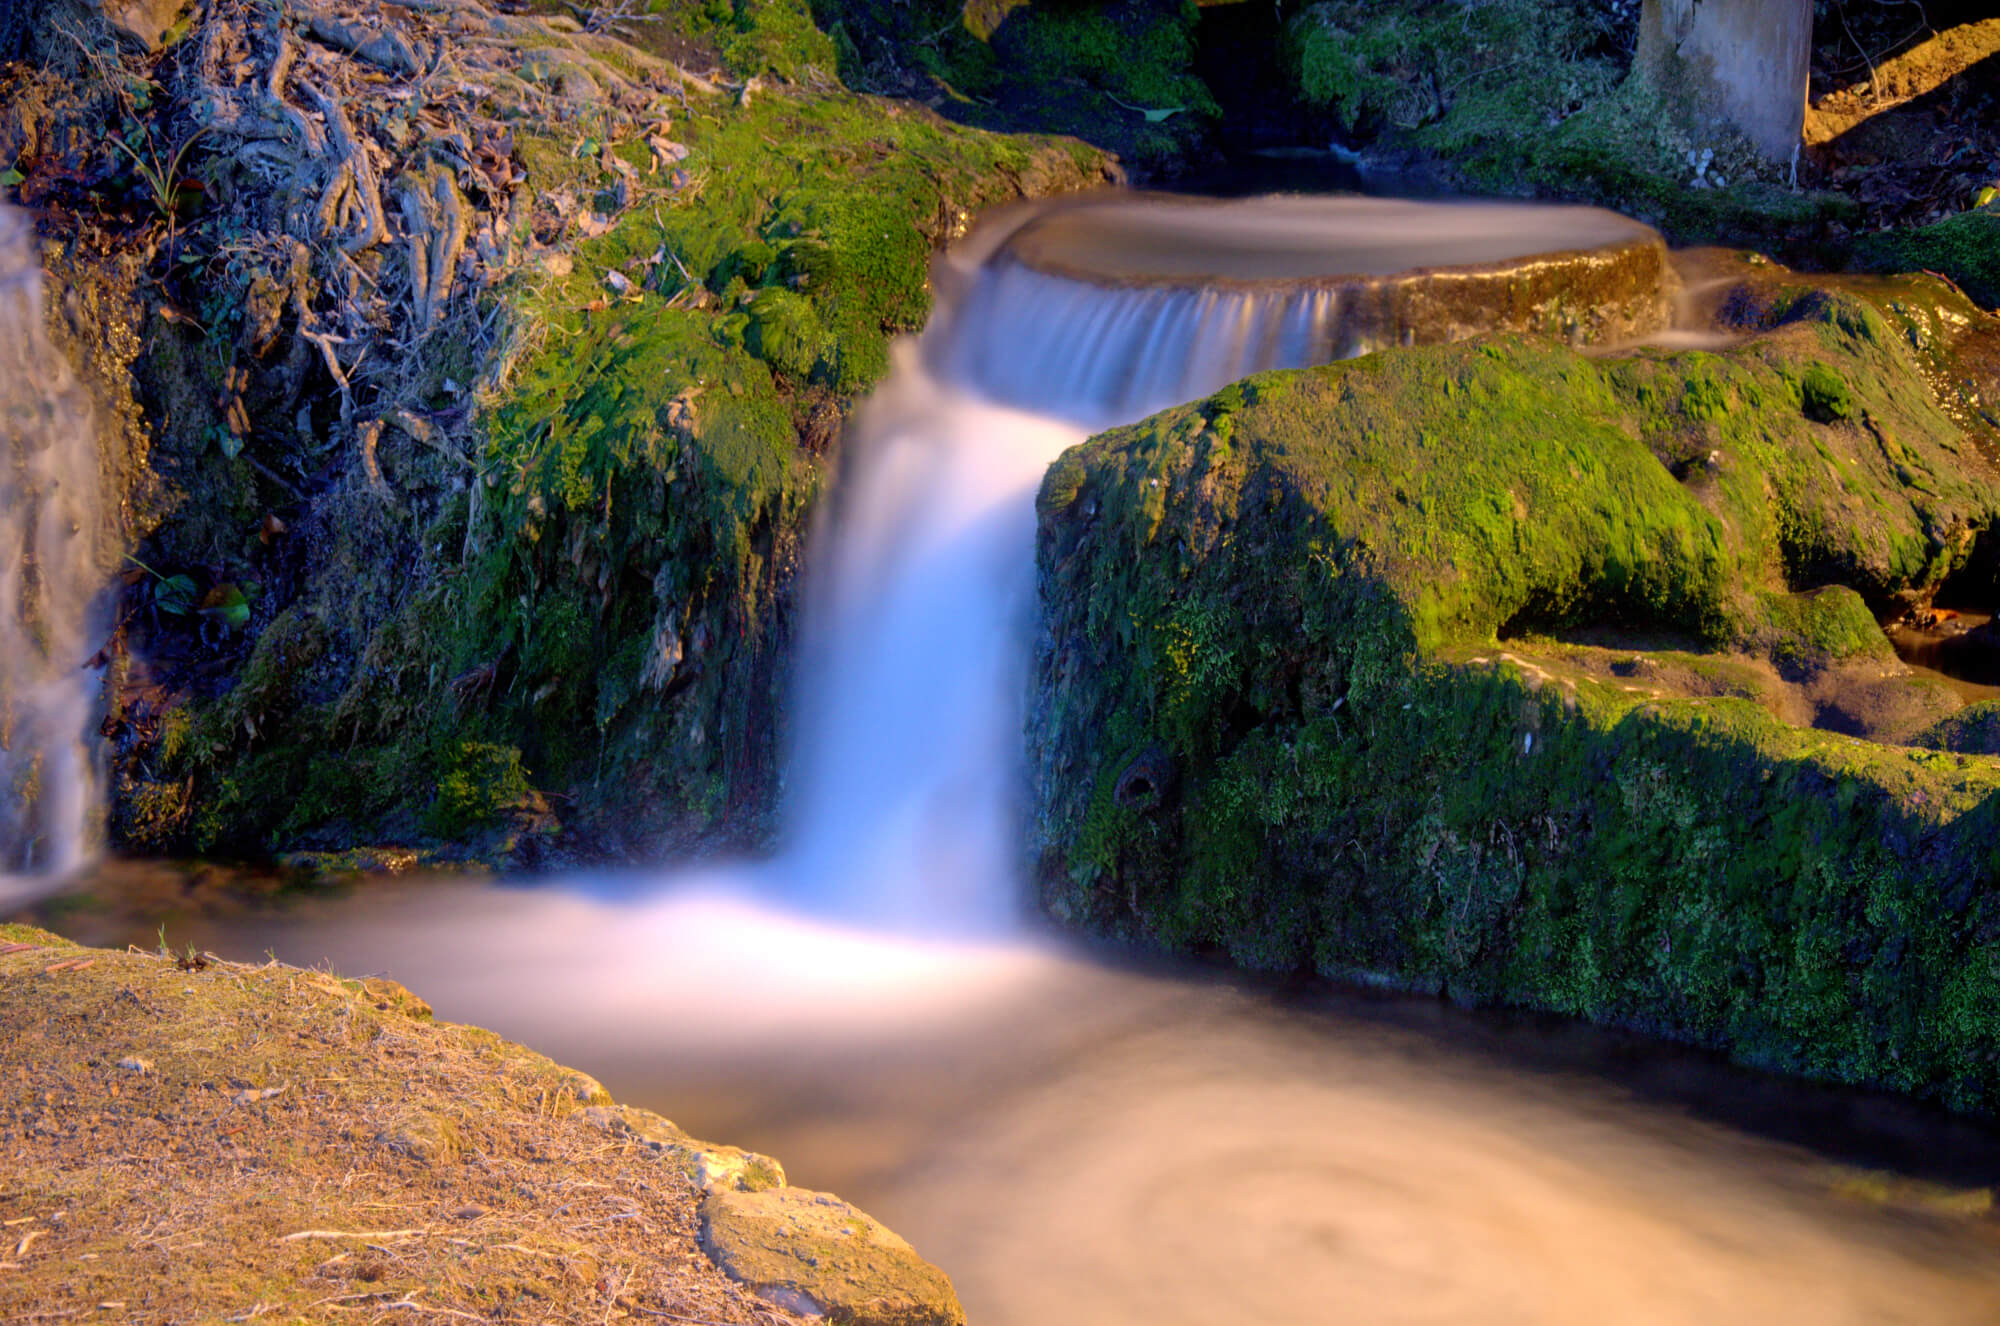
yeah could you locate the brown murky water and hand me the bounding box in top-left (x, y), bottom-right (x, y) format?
top-left (19, 863), bottom-right (2000, 1326)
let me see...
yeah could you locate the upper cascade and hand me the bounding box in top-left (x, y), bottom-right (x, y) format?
top-left (777, 193), bottom-right (1671, 935)
top-left (929, 194), bottom-right (1668, 427)
top-left (0, 207), bottom-right (106, 883)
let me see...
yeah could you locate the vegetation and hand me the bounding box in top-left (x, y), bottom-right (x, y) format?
top-left (1854, 206), bottom-right (2000, 310)
top-left (1031, 274), bottom-right (2000, 1110)
top-left (813, 0), bottom-right (1217, 175)
top-left (31, 0), bottom-right (1107, 861)
top-left (1281, 0), bottom-right (1857, 249)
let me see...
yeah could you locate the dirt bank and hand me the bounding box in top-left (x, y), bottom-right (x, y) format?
top-left (0, 922), bottom-right (963, 1324)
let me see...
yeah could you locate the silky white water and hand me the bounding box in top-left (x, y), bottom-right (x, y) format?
top-left (0, 206), bottom-right (104, 891)
top-left (777, 197), bottom-right (1594, 929)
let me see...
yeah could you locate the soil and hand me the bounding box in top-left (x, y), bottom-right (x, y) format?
top-left (1806, 16), bottom-right (2000, 230)
top-left (0, 922), bottom-right (812, 1325)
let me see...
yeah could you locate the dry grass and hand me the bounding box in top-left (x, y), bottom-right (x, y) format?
top-left (0, 924), bottom-right (801, 1326)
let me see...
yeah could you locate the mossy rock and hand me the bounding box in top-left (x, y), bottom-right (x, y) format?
top-left (1853, 208), bottom-right (2000, 312)
top-left (103, 0), bottom-right (1113, 861)
top-left (1919, 701), bottom-right (2000, 756)
top-left (1030, 277), bottom-right (2000, 1112)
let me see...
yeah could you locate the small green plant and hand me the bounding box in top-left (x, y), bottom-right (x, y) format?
top-left (126, 554), bottom-right (197, 618)
top-left (107, 124), bottom-right (208, 231)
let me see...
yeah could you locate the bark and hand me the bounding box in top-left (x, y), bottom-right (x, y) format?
top-left (1637, 0), bottom-right (1812, 164)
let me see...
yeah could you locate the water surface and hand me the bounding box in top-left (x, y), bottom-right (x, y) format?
top-left (26, 864), bottom-right (2000, 1326)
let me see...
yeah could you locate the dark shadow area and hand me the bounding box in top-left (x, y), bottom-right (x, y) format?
top-left (1885, 525), bottom-right (2000, 691)
top-left (812, 0), bottom-right (1222, 180)
top-left (1813, 41), bottom-right (2000, 232)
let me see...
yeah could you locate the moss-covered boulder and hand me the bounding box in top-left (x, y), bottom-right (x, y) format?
top-left (9, 0), bottom-right (1108, 862)
top-left (1029, 272), bottom-right (2000, 1111)
top-left (1854, 207), bottom-right (2000, 313)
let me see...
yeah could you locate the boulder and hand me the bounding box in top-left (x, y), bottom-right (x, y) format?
top-left (701, 1186), bottom-right (966, 1326)
top-left (1029, 267), bottom-right (2000, 1112)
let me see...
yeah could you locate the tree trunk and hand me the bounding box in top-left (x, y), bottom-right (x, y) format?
top-left (1636, 0), bottom-right (1812, 164)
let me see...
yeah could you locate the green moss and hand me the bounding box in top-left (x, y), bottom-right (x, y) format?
top-left (1917, 702), bottom-right (2000, 756)
top-left (1753, 585), bottom-right (1892, 672)
top-left (998, 0), bottom-right (1217, 119)
top-left (427, 742), bottom-right (534, 837)
top-left (814, 0), bottom-right (1216, 175)
top-left (1032, 294), bottom-right (2000, 1111)
top-left (144, 0), bottom-right (1111, 857)
top-left (1281, 0), bottom-right (1856, 249)
top-left (1854, 208), bottom-right (2000, 312)
top-left (1800, 363), bottom-right (1854, 423)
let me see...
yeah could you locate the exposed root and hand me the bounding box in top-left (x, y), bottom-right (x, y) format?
top-left (298, 82), bottom-right (389, 254)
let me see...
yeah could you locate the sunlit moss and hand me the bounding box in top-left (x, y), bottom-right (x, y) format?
top-left (1033, 286), bottom-right (2000, 1110)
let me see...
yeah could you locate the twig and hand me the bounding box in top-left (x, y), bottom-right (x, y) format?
top-left (277, 1228), bottom-right (427, 1243)
top-left (371, 1297), bottom-right (487, 1322)
top-left (625, 1308), bottom-right (745, 1326)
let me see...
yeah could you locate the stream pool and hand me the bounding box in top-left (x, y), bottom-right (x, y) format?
top-left (20, 861), bottom-right (2000, 1326)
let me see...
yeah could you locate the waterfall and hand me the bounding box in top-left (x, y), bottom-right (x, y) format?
top-left (774, 194), bottom-right (1664, 934)
top-left (0, 207), bottom-right (106, 887)
top-left (778, 245), bottom-right (1354, 931)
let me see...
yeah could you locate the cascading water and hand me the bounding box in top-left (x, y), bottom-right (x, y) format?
top-left (777, 194), bottom-right (1664, 931)
top-left (0, 206), bottom-right (106, 890)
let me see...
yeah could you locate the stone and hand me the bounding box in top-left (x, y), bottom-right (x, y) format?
top-left (581, 1104), bottom-right (784, 1192)
top-left (700, 1186), bottom-right (965, 1326)
top-left (555, 1067), bottom-right (611, 1106)
top-left (376, 1111), bottom-right (460, 1165)
top-left (93, 0), bottom-right (192, 52)
top-left (960, 0), bottom-right (1031, 42)
top-left (359, 977), bottom-right (432, 1021)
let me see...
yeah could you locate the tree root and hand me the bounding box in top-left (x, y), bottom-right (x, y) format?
top-left (299, 82), bottom-right (388, 254)
top-left (166, 0), bottom-right (721, 516)
top-left (305, 13), bottom-right (423, 79)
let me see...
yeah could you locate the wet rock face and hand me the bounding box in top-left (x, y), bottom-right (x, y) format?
top-left (1028, 266), bottom-right (2000, 1113)
top-left (1002, 193), bottom-right (1672, 349)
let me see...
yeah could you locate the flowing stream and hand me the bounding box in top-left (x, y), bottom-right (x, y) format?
top-left (0, 206), bottom-right (104, 891)
top-left (19, 195), bottom-right (2000, 1321)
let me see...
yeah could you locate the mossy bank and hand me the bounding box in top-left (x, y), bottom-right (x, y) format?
top-left (0, 921), bottom-right (964, 1324)
top-left (3, 0), bottom-right (1109, 864)
top-left (1030, 267), bottom-right (2000, 1112)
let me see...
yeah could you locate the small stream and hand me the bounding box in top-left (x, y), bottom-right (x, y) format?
top-left (10, 193), bottom-right (2000, 1321)
top-left (25, 862), bottom-right (2000, 1326)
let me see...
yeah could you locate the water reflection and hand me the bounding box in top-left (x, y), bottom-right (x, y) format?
top-left (23, 862), bottom-right (2000, 1326)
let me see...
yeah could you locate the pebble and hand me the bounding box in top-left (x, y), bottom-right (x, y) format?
top-left (116, 1057), bottom-right (151, 1074)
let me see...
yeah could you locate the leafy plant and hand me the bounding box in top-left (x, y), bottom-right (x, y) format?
top-left (127, 554), bottom-right (199, 618)
top-left (107, 124), bottom-right (208, 230)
